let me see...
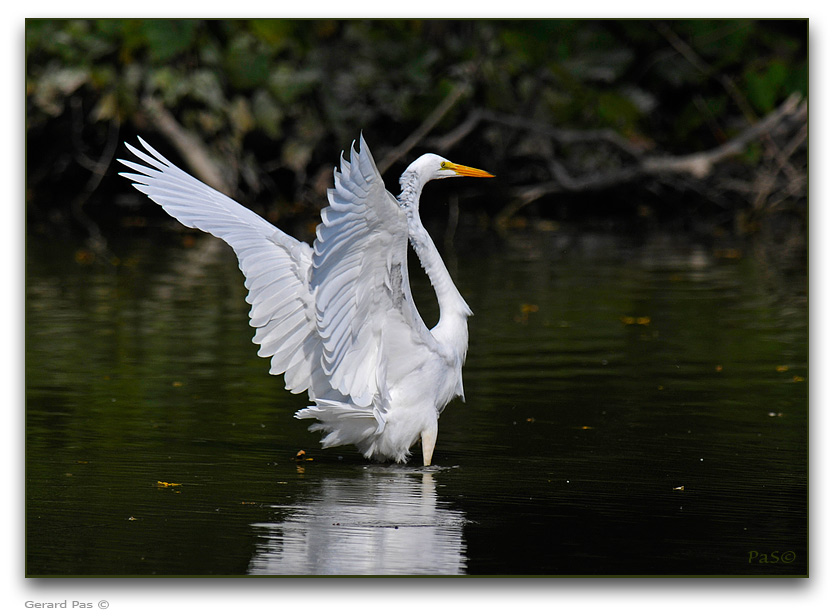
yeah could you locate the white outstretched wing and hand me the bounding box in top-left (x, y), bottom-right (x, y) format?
top-left (120, 135), bottom-right (437, 416)
top-left (312, 134), bottom-right (436, 407)
top-left (118, 138), bottom-right (329, 398)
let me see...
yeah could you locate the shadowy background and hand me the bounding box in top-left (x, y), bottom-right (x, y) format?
top-left (26, 18), bottom-right (807, 259)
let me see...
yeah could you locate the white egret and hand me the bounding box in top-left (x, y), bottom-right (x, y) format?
top-left (119, 135), bottom-right (493, 465)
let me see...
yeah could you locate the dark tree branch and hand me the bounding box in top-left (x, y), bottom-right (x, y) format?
top-left (640, 92), bottom-right (803, 177)
top-left (377, 81), bottom-right (471, 175)
top-left (494, 93), bottom-right (806, 227)
top-left (69, 97), bottom-right (121, 255)
top-left (428, 108), bottom-right (648, 159)
top-left (141, 97), bottom-right (234, 195)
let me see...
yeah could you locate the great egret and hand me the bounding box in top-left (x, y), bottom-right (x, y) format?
top-left (119, 135), bottom-right (493, 465)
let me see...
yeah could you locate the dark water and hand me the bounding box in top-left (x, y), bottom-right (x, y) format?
top-left (25, 225), bottom-right (808, 576)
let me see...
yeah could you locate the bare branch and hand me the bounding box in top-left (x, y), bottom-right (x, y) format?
top-left (69, 102), bottom-right (121, 255)
top-left (428, 108), bottom-right (485, 151)
top-left (495, 93), bottom-right (806, 227)
top-left (377, 81), bottom-right (471, 175)
top-left (654, 21), bottom-right (713, 76)
top-left (641, 92), bottom-right (803, 178)
top-left (427, 108), bottom-right (648, 159)
top-left (141, 97), bottom-right (234, 195)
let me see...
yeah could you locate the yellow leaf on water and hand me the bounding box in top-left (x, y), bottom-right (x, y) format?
top-left (516, 304), bottom-right (540, 324)
top-left (74, 249), bottom-right (95, 265)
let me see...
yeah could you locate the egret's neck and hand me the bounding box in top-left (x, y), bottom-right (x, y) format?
top-left (397, 175), bottom-right (471, 359)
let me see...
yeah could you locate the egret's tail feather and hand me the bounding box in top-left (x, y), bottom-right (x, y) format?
top-left (295, 399), bottom-right (392, 459)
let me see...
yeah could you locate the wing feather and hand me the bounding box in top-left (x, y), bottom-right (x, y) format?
top-left (310, 134), bottom-right (435, 407)
top-left (118, 138), bottom-right (328, 398)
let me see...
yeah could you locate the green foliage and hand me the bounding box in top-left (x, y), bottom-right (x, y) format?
top-left (140, 19), bottom-right (199, 63)
top-left (744, 59), bottom-right (804, 114)
top-left (25, 18), bottom-right (807, 221)
top-left (596, 91), bottom-right (641, 132)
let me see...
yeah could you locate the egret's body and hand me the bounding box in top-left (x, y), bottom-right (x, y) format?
top-left (120, 135), bottom-right (492, 465)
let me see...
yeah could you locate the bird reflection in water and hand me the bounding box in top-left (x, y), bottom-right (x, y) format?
top-left (248, 468), bottom-right (467, 575)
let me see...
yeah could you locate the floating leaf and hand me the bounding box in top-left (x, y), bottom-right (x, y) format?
top-left (516, 303), bottom-right (540, 324)
top-left (621, 316), bottom-right (651, 325)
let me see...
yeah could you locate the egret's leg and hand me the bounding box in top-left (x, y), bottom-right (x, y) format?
top-left (421, 426), bottom-right (437, 466)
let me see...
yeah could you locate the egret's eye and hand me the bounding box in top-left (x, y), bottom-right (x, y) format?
top-left (440, 161), bottom-right (450, 170)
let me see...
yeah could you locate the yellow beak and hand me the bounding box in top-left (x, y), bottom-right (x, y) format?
top-left (445, 162), bottom-right (495, 178)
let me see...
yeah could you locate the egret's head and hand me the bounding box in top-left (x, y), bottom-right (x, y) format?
top-left (404, 153), bottom-right (494, 185)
